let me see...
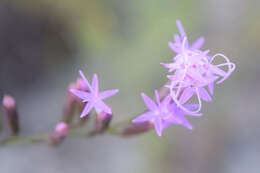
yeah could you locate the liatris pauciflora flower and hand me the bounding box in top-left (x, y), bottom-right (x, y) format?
top-left (132, 90), bottom-right (201, 136)
top-left (70, 70), bottom-right (118, 134)
top-left (70, 70), bottom-right (119, 117)
top-left (161, 20), bottom-right (235, 115)
top-left (133, 20), bottom-right (235, 136)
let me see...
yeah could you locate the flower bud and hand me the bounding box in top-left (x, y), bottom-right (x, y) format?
top-left (62, 78), bottom-right (89, 123)
top-left (49, 122), bottom-right (68, 146)
top-left (55, 122), bottom-right (69, 137)
top-left (2, 94), bottom-right (19, 136)
top-left (61, 83), bottom-right (77, 123)
top-left (94, 112), bottom-right (112, 133)
top-left (121, 122), bottom-right (153, 136)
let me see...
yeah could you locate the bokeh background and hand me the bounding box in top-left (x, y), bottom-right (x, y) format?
top-left (0, 0), bottom-right (259, 173)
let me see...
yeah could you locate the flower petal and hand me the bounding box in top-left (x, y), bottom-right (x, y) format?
top-left (174, 34), bottom-right (181, 43)
top-left (176, 114), bottom-right (192, 130)
top-left (99, 89), bottom-right (119, 100)
top-left (198, 87), bottom-right (212, 102)
top-left (190, 37), bottom-right (204, 50)
top-left (95, 100), bottom-right (112, 114)
top-left (176, 20), bottom-right (186, 38)
top-left (79, 70), bottom-right (92, 91)
top-left (154, 90), bottom-right (160, 105)
top-left (161, 62), bottom-right (178, 72)
top-left (92, 74), bottom-right (99, 93)
top-left (141, 93), bottom-right (157, 111)
top-left (153, 117), bottom-right (163, 136)
top-left (161, 96), bottom-right (172, 109)
top-left (70, 89), bottom-right (91, 101)
top-left (180, 117), bottom-right (193, 130)
top-left (80, 102), bottom-right (94, 118)
top-left (179, 87), bottom-right (195, 104)
top-left (208, 82), bottom-right (214, 95)
top-left (209, 65), bottom-right (226, 77)
top-left (132, 112), bottom-right (153, 123)
top-left (168, 42), bottom-right (181, 54)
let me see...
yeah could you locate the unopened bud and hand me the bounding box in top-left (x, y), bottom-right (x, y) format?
top-left (61, 83), bottom-right (77, 123)
top-left (121, 122), bottom-right (153, 136)
top-left (94, 112), bottom-right (112, 133)
top-left (62, 78), bottom-right (89, 126)
top-left (2, 94), bottom-right (19, 136)
top-left (55, 122), bottom-right (68, 137)
top-left (49, 122), bottom-right (69, 146)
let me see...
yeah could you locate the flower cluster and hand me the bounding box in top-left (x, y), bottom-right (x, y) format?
top-left (71, 20), bottom-right (235, 137)
top-left (133, 20), bottom-right (235, 136)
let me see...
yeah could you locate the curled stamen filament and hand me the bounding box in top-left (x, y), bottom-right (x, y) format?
top-left (210, 53), bottom-right (235, 84)
top-left (169, 84), bottom-right (202, 115)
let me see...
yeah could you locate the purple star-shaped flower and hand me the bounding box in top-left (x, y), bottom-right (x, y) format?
top-left (70, 70), bottom-right (119, 118)
top-left (132, 90), bottom-right (201, 136)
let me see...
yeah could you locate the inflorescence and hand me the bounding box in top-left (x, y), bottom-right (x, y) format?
top-left (1, 20), bottom-right (236, 146)
top-left (71, 20), bottom-right (235, 136)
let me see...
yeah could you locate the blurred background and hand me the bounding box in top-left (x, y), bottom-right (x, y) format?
top-left (0, 0), bottom-right (259, 172)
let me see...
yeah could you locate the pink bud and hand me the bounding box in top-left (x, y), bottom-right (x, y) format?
top-left (121, 122), bottom-right (153, 136)
top-left (2, 95), bottom-right (16, 109)
top-left (94, 112), bottom-right (112, 133)
top-left (2, 94), bottom-right (19, 136)
top-left (55, 122), bottom-right (68, 137)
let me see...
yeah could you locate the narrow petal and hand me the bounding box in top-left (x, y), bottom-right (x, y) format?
top-left (161, 95), bottom-right (172, 107)
top-left (190, 37), bottom-right (204, 50)
top-left (166, 113), bottom-right (181, 124)
top-left (209, 65), bottom-right (226, 77)
top-left (174, 34), bottom-right (181, 43)
top-left (70, 89), bottom-right (91, 101)
top-left (80, 102), bottom-right (94, 118)
top-left (95, 100), bottom-right (112, 114)
top-left (208, 82), bottom-right (214, 95)
top-left (168, 42), bottom-right (181, 53)
top-left (198, 87), bottom-right (212, 102)
top-left (92, 74), bottom-right (99, 93)
top-left (179, 87), bottom-right (195, 104)
top-left (79, 70), bottom-right (92, 90)
top-left (99, 89), bottom-right (119, 100)
top-left (177, 114), bottom-right (192, 130)
top-left (153, 118), bottom-right (163, 136)
top-left (180, 117), bottom-right (193, 130)
top-left (176, 20), bottom-right (186, 38)
top-left (154, 90), bottom-right (160, 105)
top-left (132, 112), bottom-right (153, 123)
top-left (161, 62), bottom-right (178, 72)
top-left (162, 121), bottom-right (172, 130)
top-left (141, 93), bottom-right (157, 111)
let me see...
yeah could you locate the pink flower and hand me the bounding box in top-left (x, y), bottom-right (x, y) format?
top-left (132, 90), bottom-right (201, 136)
top-left (161, 20), bottom-right (236, 114)
top-left (70, 70), bottom-right (119, 118)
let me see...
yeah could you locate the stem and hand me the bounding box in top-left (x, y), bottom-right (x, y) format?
top-left (0, 82), bottom-right (169, 147)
